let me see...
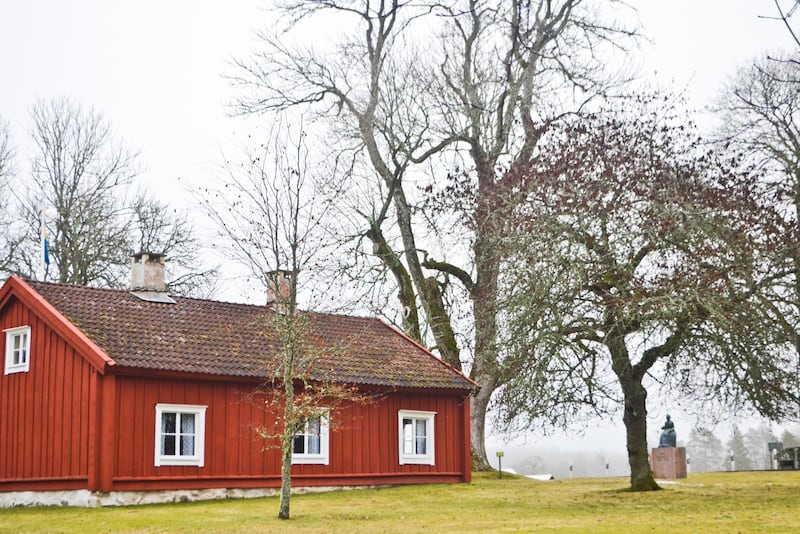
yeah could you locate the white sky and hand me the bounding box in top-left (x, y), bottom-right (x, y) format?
top-left (1, 1), bottom-right (795, 215)
top-left (1, 0), bottom-right (797, 461)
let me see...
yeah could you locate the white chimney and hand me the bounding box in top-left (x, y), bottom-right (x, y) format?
top-left (130, 253), bottom-right (175, 303)
top-left (266, 270), bottom-right (294, 313)
top-left (131, 252), bottom-right (167, 291)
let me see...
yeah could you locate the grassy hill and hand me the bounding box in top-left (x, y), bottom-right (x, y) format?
top-left (2, 471), bottom-right (799, 532)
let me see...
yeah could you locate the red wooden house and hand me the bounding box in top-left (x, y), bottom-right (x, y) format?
top-left (0, 255), bottom-right (475, 507)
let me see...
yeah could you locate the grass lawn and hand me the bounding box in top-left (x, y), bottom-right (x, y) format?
top-left (2, 471), bottom-right (799, 533)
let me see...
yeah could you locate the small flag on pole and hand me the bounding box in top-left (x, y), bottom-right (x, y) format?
top-left (41, 211), bottom-right (50, 266)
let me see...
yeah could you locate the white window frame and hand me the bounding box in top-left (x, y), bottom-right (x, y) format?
top-left (154, 403), bottom-right (207, 467)
top-left (4, 326), bottom-right (31, 375)
top-left (398, 410), bottom-right (436, 465)
top-left (291, 412), bottom-right (330, 465)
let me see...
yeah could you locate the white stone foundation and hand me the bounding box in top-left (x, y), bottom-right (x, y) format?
top-left (0, 484), bottom-right (379, 508)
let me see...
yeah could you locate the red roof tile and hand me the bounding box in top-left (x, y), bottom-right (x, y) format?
top-left (24, 280), bottom-right (475, 391)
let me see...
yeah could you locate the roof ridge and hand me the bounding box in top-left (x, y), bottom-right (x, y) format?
top-left (24, 279), bottom-right (381, 319)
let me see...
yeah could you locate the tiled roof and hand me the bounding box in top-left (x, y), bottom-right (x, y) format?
top-left (24, 280), bottom-right (475, 391)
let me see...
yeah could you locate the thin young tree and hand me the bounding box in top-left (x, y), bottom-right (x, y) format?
top-left (493, 97), bottom-right (800, 490)
top-left (201, 120), bottom-right (362, 519)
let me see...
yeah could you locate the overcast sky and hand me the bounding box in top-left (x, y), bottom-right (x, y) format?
top-left (1, 1), bottom-right (795, 212)
top-left (1, 1), bottom-right (797, 460)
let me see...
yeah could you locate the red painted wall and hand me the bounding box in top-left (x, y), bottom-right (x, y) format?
top-left (0, 297), bottom-right (94, 490)
top-left (108, 375), bottom-right (469, 491)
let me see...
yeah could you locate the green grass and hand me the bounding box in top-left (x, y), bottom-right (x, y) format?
top-left (2, 471), bottom-right (799, 533)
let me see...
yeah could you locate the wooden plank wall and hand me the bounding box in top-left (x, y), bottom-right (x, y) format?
top-left (0, 297), bottom-right (92, 487)
top-left (112, 375), bottom-right (468, 489)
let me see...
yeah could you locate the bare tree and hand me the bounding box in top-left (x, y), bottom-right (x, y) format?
top-left (763, 1), bottom-right (800, 50)
top-left (780, 427), bottom-right (800, 447)
top-left (493, 98), bottom-right (800, 490)
top-left (17, 97), bottom-right (137, 286)
top-left (0, 116), bottom-right (24, 276)
top-left (0, 116), bottom-right (12, 185)
top-left (744, 422), bottom-right (779, 469)
top-left (727, 426), bottom-right (754, 471)
top-left (717, 52), bottom-right (800, 202)
top-left (201, 121), bottom-right (363, 519)
top-left (130, 193), bottom-right (219, 297)
top-left (716, 53), bottom-right (800, 358)
top-left (12, 98), bottom-right (214, 295)
top-left (232, 0), bottom-right (636, 468)
top-left (687, 427), bottom-right (726, 473)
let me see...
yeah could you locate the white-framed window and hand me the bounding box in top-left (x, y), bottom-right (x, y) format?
top-left (4, 326), bottom-right (31, 375)
top-left (398, 410), bottom-right (436, 465)
top-left (292, 413), bottom-right (330, 465)
top-left (154, 403), bottom-right (207, 467)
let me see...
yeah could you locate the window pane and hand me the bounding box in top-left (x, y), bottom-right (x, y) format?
top-left (308, 433), bottom-right (321, 454)
top-left (416, 419), bottom-right (426, 437)
top-left (308, 417), bottom-right (320, 436)
top-left (180, 414), bottom-right (195, 433)
top-left (162, 435), bottom-right (176, 456)
top-left (162, 412), bottom-right (176, 433)
top-left (403, 419), bottom-right (413, 455)
top-left (180, 434), bottom-right (195, 456)
top-left (12, 333), bottom-right (27, 365)
top-left (416, 420), bottom-right (427, 454)
top-left (293, 435), bottom-right (305, 454)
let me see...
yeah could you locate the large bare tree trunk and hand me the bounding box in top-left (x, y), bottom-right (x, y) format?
top-left (466, 160), bottom-right (504, 469)
top-left (470, 373), bottom-right (496, 470)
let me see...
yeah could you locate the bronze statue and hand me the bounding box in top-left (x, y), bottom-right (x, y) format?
top-left (659, 415), bottom-right (676, 447)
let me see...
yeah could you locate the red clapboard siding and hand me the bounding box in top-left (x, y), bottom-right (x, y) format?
top-left (107, 375), bottom-right (469, 491)
top-left (112, 376), bottom-right (278, 481)
top-left (0, 297), bottom-right (92, 485)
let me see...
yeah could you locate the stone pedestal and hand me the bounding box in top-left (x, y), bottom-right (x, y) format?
top-left (651, 447), bottom-right (687, 479)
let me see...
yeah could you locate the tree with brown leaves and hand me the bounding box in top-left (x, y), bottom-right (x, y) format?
top-left (494, 97), bottom-right (800, 491)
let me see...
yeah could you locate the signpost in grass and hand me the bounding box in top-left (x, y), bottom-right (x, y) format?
top-left (496, 451), bottom-right (504, 478)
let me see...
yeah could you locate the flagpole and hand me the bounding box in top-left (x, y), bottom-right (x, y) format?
top-left (41, 208), bottom-right (50, 281)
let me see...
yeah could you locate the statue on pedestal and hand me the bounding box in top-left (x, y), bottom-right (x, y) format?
top-left (659, 415), bottom-right (676, 448)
